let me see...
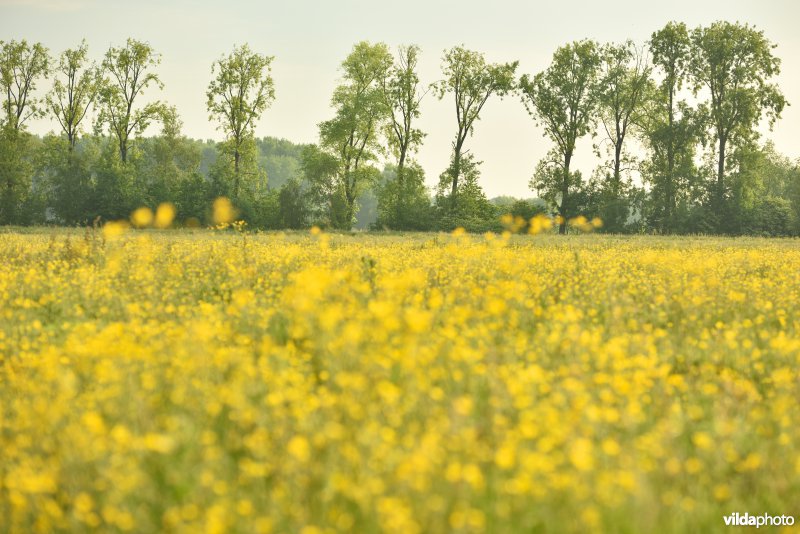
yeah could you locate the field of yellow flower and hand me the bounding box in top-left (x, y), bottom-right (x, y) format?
top-left (1, 228), bottom-right (799, 533)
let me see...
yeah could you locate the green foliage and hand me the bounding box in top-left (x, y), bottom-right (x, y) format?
top-left (133, 108), bottom-right (203, 208)
top-left (207, 44), bottom-right (275, 198)
top-left (235, 188), bottom-right (281, 230)
top-left (375, 163), bottom-right (433, 230)
top-left (300, 144), bottom-right (344, 228)
top-left (317, 41), bottom-right (392, 229)
top-left (0, 128), bottom-right (34, 224)
top-left (689, 21), bottom-right (786, 226)
top-left (520, 40), bottom-right (601, 233)
top-left (47, 40), bottom-right (100, 149)
top-left (496, 198), bottom-right (547, 233)
top-left (744, 196), bottom-right (792, 236)
top-left (97, 39), bottom-right (165, 163)
top-left (594, 41), bottom-right (651, 232)
top-left (530, 153), bottom-right (588, 220)
top-left (641, 22), bottom-right (701, 233)
top-left (378, 44), bottom-right (430, 230)
top-left (435, 46), bottom-right (517, 211)
top-left (0, 41), bottom-right (48, 224)
top-left (256, 137), bottom-right (306, 189)
top-left (382, 45), bottom-right (426, 173)
top-left (210, 136), bottom-right (266, 201)
top-left (0, 34), bottom-right (796, 237)
top-left (435, 153), bottom-right (498, 231)
top-left (38, 134), bottom-right (97, 224)
top-left (92, 139), bottom-right (145, 220)
top-left (0, 39), bottom-right (50, 131)
top-left (278, 178), bottom-right (310, 229)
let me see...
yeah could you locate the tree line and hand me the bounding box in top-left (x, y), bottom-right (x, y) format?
top-left (1, 21), bottom-right (798, 235)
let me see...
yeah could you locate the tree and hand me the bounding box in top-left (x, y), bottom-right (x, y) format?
top-left (278, 178), bottom-right (310, 229)
top-left (92, 136), bottom-right (140, 220)
top-left (0, 40), bottom-right (49, 224)
top-left (529, 154), bottom-right (586, 224)
top-left (375, 163), bottom-right (432, 230)
top-left (207, 44), bottom-right (275, 199)
top-left (519, 40), bottom-right (601, 234)
top-left (0, 39), bottom-right (50, 131)
top-left (47, 40), bottom-right (100, 149)
top-left (726, 141), bottom-right (797, 235)
top-left (689, 22), bottom-right (786, 227)
top-left (381, 44), bottom-right (427, 227)
top-left (642, 21), bottom-right (699, 232)
top-left (595, 40), bottom-right (651, 231)
top-left (38, 134), bottom-right (103, 225)
top-left (434, 46), bottom-right (517, 211)
top-left (97, 39), bottom-right (165, 163)
top-left (317, 41), bottom-right (392, 229)
top-left (301, 144), bottom-right (348, 228)
top-left (435, 152), bottom-right (497, 231)
top-left (136, 105), bottom-right (201, 205)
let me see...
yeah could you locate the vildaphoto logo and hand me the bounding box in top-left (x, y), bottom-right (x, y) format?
top-left (723, 513), bottom-right (795, 528)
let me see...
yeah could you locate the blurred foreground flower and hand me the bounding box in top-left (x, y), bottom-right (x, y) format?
top-left (213, 197), bottom-right (237, 226)
top-left (500, 213), bottom-right (528, 233)
top-left (528, 214), bottom-right (554, 235)
top-left (130, 207), bottom-right (153, 228)
top-left (102, 221), bottom-right (129, 240)
top-left (154, 203), bottom-right (176, 229)
top-left (569, 215), bottom-right (603, 233)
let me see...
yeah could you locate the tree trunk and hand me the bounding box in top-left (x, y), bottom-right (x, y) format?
top-left (397, 148), bottom-right (406, 187)
top-left (613, 141), bottom-right (622, 187)
top-left (233, 147), bottom-right (241, 199)
top-left (120, 140), bottom-right (127, 163)
top-left (396, 150), bottom-right (406, 227)
top-left (665, 86), bottom-right (675, 231)
top-left (450, 138), bottom-right (463, 212)
top-left (666, 150), bottom-right (674, 232)
top-left (717, 136), bottom-right (726, 211)
top-left (560, 152), bottom-right (572, 235)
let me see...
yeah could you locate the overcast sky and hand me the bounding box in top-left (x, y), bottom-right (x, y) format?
top-left (2, 0), bottom-right (798, 197)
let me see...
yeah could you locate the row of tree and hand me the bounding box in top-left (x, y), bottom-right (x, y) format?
top-left (523, 22), bottom-right (790, 234)
top-left (1, 21), bottom-right (798, 234)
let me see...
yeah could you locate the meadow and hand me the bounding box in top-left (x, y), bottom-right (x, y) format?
top-left (1, 227), bottom-right (799, 533)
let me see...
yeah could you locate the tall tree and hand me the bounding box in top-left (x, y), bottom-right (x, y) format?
top-left (47, 40), bottom-right (100, 149)
top-left (0, 40), bottom-right (49, 224)
top-left (381, 44), bottom-right (426, 225)
top-left (643, 21), bottom-right (698, 232)
top-left (0, 39), bottom-right (49, 131)
top-left (97, 39), bottom-right (164, 163)
top-left (207, 44), bottom-right (275, 199)
top-left (595, 40), bottom-right (651, 231)
top-left (520, 40), bottom-right (601, 234)
top-left (689, 21), bottom-right (786, 223)
top-left (317, 41), bottom-right (392, 229)
top-left (434, 46), bottom-right (517, 211)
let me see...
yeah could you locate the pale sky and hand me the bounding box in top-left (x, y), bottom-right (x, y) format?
top-left (2, 0), bottom-right (799, 197)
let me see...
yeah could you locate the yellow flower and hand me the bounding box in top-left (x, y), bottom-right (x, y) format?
top-left (143, 433), bottom-right (176, 454)
top-left (569, 438), bottom-right (594, 471)
top-left (495, 443), bottom-right (516, 469)
top-left (691, 431), bottom-right (714, 450)
top-left (212, 197), bottom-right (236, 225)
top-left (102, 220), bottom-right (129, 239)
top-left (130, 207), bottom-right (153, 228)
top-left (154, 203), bottom-right (176, 229)
top-left (287, 436), bottom-right (310, 462)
